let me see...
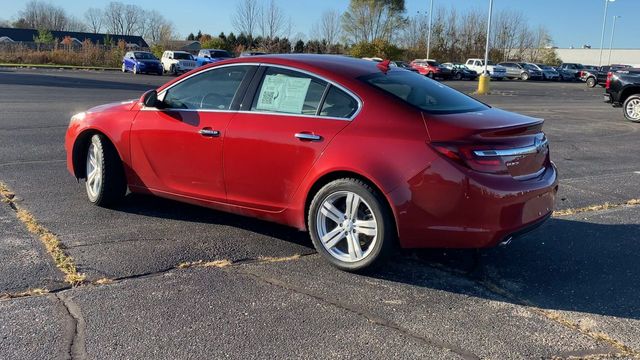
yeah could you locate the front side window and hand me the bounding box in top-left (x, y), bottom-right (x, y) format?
top-left (251, 67), bottom-right (327, 115)
top-left (162, 66), bottom-right (250, 110)
top-left (361, 70), bottom-right (488, 114)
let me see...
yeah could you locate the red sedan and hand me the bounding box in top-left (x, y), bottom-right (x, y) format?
top-left (65, 55), bottom-right (557, 271)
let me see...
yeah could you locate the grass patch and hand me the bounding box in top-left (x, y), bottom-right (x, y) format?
top-left (177, 259), bottom-right (233, 269)
top-left (553, 199), bottom-right (640, 217)
top-left (0, 63), bottom-right (119, 71)
top-left (0, 181), bottom-right (85, 286)
top-left (258, 254), bottom-right (301, 263)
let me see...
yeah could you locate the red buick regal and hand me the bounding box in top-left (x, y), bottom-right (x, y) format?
top-left (65, 54), bottom-right (557, 271)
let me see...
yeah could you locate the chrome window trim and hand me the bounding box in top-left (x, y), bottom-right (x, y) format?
top-left (147, 62), bottom-right (362, 121)
top-left (473, 138), bottom-right (548, 157)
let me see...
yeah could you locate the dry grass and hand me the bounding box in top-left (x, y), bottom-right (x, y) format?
top-left (177, 259), bottom-right (233, 269)
top-left (257, 254), bottom-right (301, 263)
top-left (553, 199), bottom-right (640, 217)
top-left (93, 278), bottom-right (114, 285)
top-left (0, 182), bottom-right (85, 286)
top-left (0, 288), bottom-right (49, 300)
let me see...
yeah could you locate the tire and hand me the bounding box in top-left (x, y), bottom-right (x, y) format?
top-left (454, 72), bottom-right (463, 80)
top-left (308, 178), bottom-right (396, 272)
top-left (623, 94), bottom-right (640, 123)
top-left (427, 72), bottom-right (434, 79)
top-left (133, 65), bottom-right (138, 75)
top-left (84, 134), bottom-right (126, 207)
top-left (121, 63), bottom-right (126, 73)
top-left (586, 77), bottom-right (597, 88)
top-left (170, 64), bottom-right (177, 75)
top-left (521, 72), bottom-right (530, 81)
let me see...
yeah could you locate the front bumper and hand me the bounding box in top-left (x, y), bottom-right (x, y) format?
top-left (388, 159), bottom-right (558, 249)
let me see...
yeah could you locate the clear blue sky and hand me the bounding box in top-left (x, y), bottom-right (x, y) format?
top-left (2, 0), bottom-right (638, 48)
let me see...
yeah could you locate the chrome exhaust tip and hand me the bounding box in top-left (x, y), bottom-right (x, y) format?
top-left (499, 236), bottom-right (513, 247)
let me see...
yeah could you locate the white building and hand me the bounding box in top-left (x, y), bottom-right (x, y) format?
top-left (555, 48), bottom-right (640, 67)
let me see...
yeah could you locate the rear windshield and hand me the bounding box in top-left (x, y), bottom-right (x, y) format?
top-left (174, 52), bottom-right (192, 60)
top-left (211, 50), bottom-right (232, 58)
top-left (134, 52), bottom-right (156, 60)
top-left (360, 70), bottom-right (488, 114)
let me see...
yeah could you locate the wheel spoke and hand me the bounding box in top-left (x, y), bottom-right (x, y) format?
top-left (346, 232), bottom-right (363, 260)
top-left (321, 201), bottom-right (345, 224)
top-left (345, 193), bottom-right (360, 221)
top-left (354, 219), bottom-right (377, 237)
top-left (322, 226), bottom-right (346, 249)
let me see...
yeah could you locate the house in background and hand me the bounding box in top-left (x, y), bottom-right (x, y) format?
top-left (0, 27), bottom-right (148, 48)
top-left (165, 40), bottom-right (201, 54)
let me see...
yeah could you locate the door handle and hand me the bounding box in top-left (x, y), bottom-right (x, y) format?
top-left (199, 128), bottom-right (220, 137)
top-left (294, 133), bottom-right (322, 141)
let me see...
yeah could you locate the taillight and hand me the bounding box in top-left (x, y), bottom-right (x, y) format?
top-left (605, 72), bottom-right (613, 89)
top-left (579, 71), bottom-right (584, 77)
top-left (431, 143), bottom-right (509, 174)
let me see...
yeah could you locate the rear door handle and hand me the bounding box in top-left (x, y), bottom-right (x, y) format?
top-left (199, 128), bottom-right (220, 137)
top-left (295, 133), bottom-right (322, 141)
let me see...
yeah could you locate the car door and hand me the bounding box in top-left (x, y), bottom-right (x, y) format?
top-left (130, 64), bottom-right (256, 201)
top-left (223, 66), bottom-right (359, 212)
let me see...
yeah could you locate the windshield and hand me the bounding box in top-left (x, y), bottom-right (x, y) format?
top-left (211, 50), bottom-right (232, 58)
top-left (427, 61), bottom-right (440, 66)
top-left (360, 70), bottom-right (488, 114)
top-left (134, 52), bottom-right (156, 60)
top-left (523, 64), bottom-right (538, 70)
top-left (539, 65), bottom-right (554, 70)
top-left (174, 52), bottom-right (192, 60)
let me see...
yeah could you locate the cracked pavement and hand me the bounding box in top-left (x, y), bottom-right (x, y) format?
top-left (0, 68), bottom-right (639, 359)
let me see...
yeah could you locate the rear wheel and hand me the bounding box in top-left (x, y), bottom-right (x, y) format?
top-left (454, 72), bottom-right (463, 80)
top-left (308, 179), bottom-right (396, 271)
top-left (427, 72), bottom-right (434, 79)
top-left (85, 134), bottom-right (126, 207)
top-left (121, 63), bottom-right (126, 72)
top-left (586, 77), bottom-right (597, 88)
top-left (521, 72), bottom-right (530, 81)
top-left (133, 65), bottom-right (138, 75)
top-left (623, 94), bottom-right (640, 123)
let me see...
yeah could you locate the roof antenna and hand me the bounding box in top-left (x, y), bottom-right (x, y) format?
top-left (377, 59), bottom-right (391, 74)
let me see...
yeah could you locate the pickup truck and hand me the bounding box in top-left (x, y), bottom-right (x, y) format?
top-left (604, 68), bottom-right (640, 122)
top-left (581, 64), bottom-right (631, 88)
top-left (465, 58), bottom-right (506, 79)
top-left (194, 49), bottom-right (234, 67)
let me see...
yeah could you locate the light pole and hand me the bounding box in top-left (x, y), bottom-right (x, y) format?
top-left (477, 0), bottom-right (494, 95)
top-left (598, 0), bottom-right (615, 66)
top-left (426, 0), bottom-right (434, 59)
top-left (607, 15), bottom-right (621, 65)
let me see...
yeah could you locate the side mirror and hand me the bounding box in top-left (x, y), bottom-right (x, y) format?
top-left (142, 90), bottom-right (164, 109)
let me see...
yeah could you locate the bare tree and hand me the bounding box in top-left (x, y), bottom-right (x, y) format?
top-left (66, 16), bottom-right (88, 32)
top-left (102, 2), bottom-right (146, 36)
top-left (19, 0), bottom-right (69, 30)
top-left (314, 9), bottom-right (342, 48)
top-left (233, 0), bottom-right (260, 37)
top-left (259, 0), bottom-right (287, 38)
top-left (144, 10), bottom-right (175, 45)
top-left (84, 8), bottom-right (103, 33)
top-left (341, 0), bottom-right (406, 43)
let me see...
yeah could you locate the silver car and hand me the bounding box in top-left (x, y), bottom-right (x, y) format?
top-left (529, 63), bottom-right (560, 81)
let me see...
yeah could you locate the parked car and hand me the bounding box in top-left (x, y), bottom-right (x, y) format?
top-left (240, 51), bottom-right (268, 57)
top-left (121, 51), bottom-right (163, 75)
top-left (531, 64), bottom-right (560, 81)
top-left (410, 59), bottom-right (452, 79)
top-left (604, 68), bottom-right (640, 122)
top-left (557, 63), bottom-right (585, 81)
top-left (465, 58), bottom-right (507, 79)
top-left (581, 64), bottom-right (631, 88)
top-left (161, 51), bottom-right (197, 75)
top-left (498, 62), bottom-right (543, 81)
top-left (441, 62), bottom-right (478, 80)
top-left (65, 55), bottom-right (557, 271)
top-left (195, 49), bottom-right (233, 67)
top-left (392, 60), bottom-right (419, 73)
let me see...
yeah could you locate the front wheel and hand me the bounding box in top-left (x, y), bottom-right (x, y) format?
top-left (586, 77), bottom-right (597, 88)
top-left (132, 65), bottom-right (138, 75)
top-left (623, 94), bottom-right (640, 123)
top-left (521, 72), bottom-right (530, 81)
top-left (121, 63), bottom-right (126, 72)
top-left (454, 72), bottom-right (463, 80)
top-left (85, 134), bottom-right (126, 207)
top-left (308, 179), bottom-right (396, 271)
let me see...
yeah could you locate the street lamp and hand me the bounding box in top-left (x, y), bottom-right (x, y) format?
top-left (607, 15), bottom-right (621, 65)
top-left (426, 0), bottom-right (434, 60)
top-left (598, 0), bottom-right (616, 66)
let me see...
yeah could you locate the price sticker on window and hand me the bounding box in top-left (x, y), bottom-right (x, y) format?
top-left (256, 74), bottom-right (311, 114)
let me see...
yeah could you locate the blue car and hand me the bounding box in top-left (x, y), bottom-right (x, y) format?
top-left (122, 51), bottom-right (163, 75)
top-left (195, 49), bottom-right (233, 67)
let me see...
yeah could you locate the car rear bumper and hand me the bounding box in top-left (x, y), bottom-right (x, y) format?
top-left (388, 159), bottom-right (558, 249)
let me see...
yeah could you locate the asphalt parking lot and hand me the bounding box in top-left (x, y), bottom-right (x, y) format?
top-left (0, 68), bottom-right (639, 359)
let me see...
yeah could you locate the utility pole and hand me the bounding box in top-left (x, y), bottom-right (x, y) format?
top-left (426, 0), bottom-right (434, 59)
top-left (608, 15), bottom-right (621, 65)
top-left (599, 0), bottom-right (615, 66)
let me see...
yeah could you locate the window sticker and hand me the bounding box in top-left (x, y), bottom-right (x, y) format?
top-left (256, 74), bottom-right (312, 114)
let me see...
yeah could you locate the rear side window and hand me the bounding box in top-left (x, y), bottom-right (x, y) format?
top-left (320, 86), bottom-right (358, 118)
top-left (251, 67), bottom-right (327, 115)
top-left (360, 70), bottom-right (488, 114)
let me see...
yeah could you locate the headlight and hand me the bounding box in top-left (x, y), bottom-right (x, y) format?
top-left (70, 112), bottom-right (86, 123)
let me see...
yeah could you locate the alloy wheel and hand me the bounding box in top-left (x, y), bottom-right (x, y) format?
top-left (315, 191), bottom-right (378, 263)
top-left (85, 142), bottom-right (102, 200)
top-left (625, 98), bottom-right (640, 121)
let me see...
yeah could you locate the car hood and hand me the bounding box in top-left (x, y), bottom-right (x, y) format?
top-left (87, 100), bottom-right (137, 114)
